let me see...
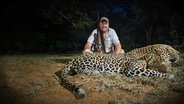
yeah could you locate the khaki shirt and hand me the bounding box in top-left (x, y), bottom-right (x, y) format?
top-left (87, 28), bottom-right (120, 53)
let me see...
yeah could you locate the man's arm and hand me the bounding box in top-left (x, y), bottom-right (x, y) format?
top-left (114, 42), bottom-right (122, 53)
top-left (110, 28), bottom-right (125, 54)
top-left (114, 42), bottom-right (125, 54)
top-left (82, 42), bottom-right (93, 54)
top-left (82, 29), bottom-right (97, 54)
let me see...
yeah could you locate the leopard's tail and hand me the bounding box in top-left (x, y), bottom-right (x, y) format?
top-left (55, 68), bottom-right (85, 99)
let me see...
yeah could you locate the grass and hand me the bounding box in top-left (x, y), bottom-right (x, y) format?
top-left (0, 53), bottom-right (184, 104)
top-left (55, 53), bottom-right (184, 103)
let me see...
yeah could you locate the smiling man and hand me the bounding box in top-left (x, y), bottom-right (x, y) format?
top-left (83, 17), bottom-right (125, 54)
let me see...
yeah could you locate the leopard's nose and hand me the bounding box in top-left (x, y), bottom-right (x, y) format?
top-left (169, 57), bottom-right (177, 62)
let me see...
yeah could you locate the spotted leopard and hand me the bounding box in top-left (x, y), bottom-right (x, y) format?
top-left (126, 44), bottom-right (180, 72)
top-left (55, 44), bottom-right (179, 99)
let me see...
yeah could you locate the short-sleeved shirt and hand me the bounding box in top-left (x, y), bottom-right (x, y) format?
top-left (87, 28), bottom-right (120, 53)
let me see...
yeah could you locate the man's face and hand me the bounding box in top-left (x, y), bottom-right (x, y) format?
top-left (99, 21), bottom-right (109, 33)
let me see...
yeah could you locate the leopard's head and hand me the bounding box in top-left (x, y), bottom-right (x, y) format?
top-left (159, 44), bottom-right (180, 63)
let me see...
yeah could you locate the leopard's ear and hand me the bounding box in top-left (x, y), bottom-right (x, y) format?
top-left (152, 47), bottom-right (162, 55)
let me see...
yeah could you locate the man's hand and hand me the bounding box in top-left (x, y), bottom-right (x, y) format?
top-left (82, 49), bottom-right (93, 54)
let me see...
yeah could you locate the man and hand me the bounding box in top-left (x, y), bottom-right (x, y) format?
top-left (83, 16), bottom-right (125, 54)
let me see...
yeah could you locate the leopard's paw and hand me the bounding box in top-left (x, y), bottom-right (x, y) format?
top-left (168, 74), bottom-right (174, 79)
top-left (74, 88), bottom-right (85, 99)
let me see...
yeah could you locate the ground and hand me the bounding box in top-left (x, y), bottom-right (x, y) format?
top-left (0, 53), bottom-right (184, 104)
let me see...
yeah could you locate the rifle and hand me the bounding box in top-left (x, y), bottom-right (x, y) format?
top-left (96, 29), bottom-right (106, 53)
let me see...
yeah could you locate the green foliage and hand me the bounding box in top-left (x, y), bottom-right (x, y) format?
top-left (20, 32), bottom-right (46, 52)
top-left (1, 0), bottom-right (184, 53)
top-left (74, 14), bottom-right (96, 29)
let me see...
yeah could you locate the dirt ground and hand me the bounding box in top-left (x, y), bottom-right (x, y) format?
top-left (0, 54), bottom-right (184, 104)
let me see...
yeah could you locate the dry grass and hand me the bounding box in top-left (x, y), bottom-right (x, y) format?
top-left (0, 53), bottom-right (184, 104)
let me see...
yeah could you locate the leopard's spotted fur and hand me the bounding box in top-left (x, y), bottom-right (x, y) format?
top-left (55, 44), bottom-right (179, 99)
top-left (126, 44), bottom-right (180, 72)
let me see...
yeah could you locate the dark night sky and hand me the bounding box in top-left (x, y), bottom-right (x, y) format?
top-left (0, 0), bottom-right (184, 53)
top-left (1, 1), bottom-right (183, 28)
top-left (1, 0), bottom-right (183, 32)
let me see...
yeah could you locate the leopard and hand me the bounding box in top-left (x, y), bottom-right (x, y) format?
top-left (126, 44), bottom-right (180, 72)
top-left (55, 44), bottom-right (179, 99)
